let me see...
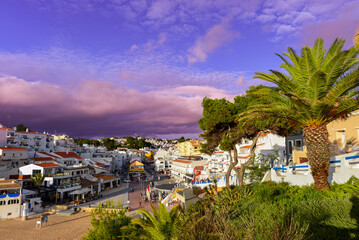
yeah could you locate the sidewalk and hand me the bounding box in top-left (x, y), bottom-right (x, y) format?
top-left (128, 184), bottom-right (158, 213)
top-left (79, 183), bottom-right (129, 208)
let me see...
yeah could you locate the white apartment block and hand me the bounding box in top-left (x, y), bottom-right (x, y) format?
top-left (236, 132), bottom-right (286, 166)
top-left (170, 159), bottom-right (207, 180)
top-left (0, 126), bottom-right (54, 155)
top-left (0, 147), bottom-right (28, 168)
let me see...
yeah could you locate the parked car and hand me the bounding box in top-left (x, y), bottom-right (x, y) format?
top-left (124, 179), bottom-right (131, 183)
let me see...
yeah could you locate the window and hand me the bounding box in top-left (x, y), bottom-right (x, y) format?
top-left (295, 140), bottom-right (302, 147)
top-left (288, 141), bottom-right (293, 154)
top-left (32, 169), bottom-right (41, 175)
top-left (0, 200), bottom-right (5, 205)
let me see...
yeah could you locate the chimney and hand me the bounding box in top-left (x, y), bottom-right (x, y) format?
top-left (26, 128), bottom-right (29, 132)
top-left (66, 149), bottom-right (69, 154)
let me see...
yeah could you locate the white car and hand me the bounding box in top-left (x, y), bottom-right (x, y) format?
top-left (124, 179), bottom-right (131, 183)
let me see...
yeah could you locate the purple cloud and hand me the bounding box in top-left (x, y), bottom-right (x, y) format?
top-left (187, 23), bottom-right (239, 63)
top-left (0, 75), bottom-right (234, 138)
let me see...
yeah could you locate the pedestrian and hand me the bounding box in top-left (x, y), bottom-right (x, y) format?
top-left (139, 199), bottom-right (142, 207)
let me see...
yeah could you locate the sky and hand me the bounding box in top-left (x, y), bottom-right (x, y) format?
top-left (0, 0), bottom-right (358, 139)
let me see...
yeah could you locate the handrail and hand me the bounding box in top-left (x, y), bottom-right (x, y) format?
top-left (289, 165), bottom-right (309, 169)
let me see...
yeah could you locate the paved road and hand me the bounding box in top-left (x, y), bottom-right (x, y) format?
top-left (79, 183), bottom-right (129, 208)
top-left (77, 171), bottom-right (169, 210)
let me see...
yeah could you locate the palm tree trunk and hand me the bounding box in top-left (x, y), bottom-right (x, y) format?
top-left (303, 125), bottom-right (331, 190)
top-left (225, 150), bottom-right (234, 190)
top-left (238, 132), bottom-right (262, 187)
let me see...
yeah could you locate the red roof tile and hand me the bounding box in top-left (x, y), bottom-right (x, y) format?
top-left (33, 157), bottom-right (53, 161)
top-left (54, 152), bottom-right (83, 159)
top-left (39, 152), bottom-right (59, 158)
top-left (0, 127), bottom-right (13, 130)
top-left (173, 160), bottom-right (193, 164)
top-left (93, 174), bottom-right (115, 180)
top-left (240, 143), bottom-right (264, 148)
top-left (0, 147), bottom-right (27, 151)
top-left (16, 131), bottom-right (46, 135)
top-left (36, 163), bottom-right (62, 168)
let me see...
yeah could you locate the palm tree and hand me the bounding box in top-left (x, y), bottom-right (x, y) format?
top-left (30, 173), bottom-right (45, 196)
top-left (247, 38), bottom-right (359, 190)
top-left (354, 27), bottom-right (359, 49)
top-left (132, 203), bottom-right (180, 240)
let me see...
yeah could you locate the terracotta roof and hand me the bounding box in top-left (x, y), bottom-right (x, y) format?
top-left (130, 160), bottom-right (142, 164)
top-left (0, 147), bottom-right (27, 151)
top-left (240, 143), bottom-right (264, 148)
top-left (16, 131), bottom-right (46, 135)
top-left (80, 179), bottom-right (98, 187)
top-left (235, 166), bottom-right (242, 169)
top-left (0, 183), bottom-right (22, 189)
top-left (260, 132), bottom-right (271, 137)
top-left (39, 152), bottom-right (59, 158)
top-left (215, 151), bottom-right (224, 153)
top-left (36, 163), bottom-right (62, 168)
top-left (0, 127), bottom-right (13, 130)
top-left (173, 160), bottom-right (193, 164)
top-left (54, 152), bottom-right (83, 159)
top-left (194, 166), bottom-right (204, 170)
top-left (33, 157), bottom-right (53, 161)
top-left (237, 156), bottom-right (252, 159)
top-left (93, 174), bottom-right (115, 180)
top-left (0, 180), bottom-right (21, 189)
top-left (96, 162), bottom-right (105, 166)
top-left (9, 175), bottom-right (31, 180)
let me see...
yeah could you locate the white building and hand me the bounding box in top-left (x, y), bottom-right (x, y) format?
top-left (236, 132), bottom-right (286, 167)
top-left (0, 147), bottom-right (28, 168)
top-left (0, 126), bottom-right (54, 155)
top-left (170, 159), bottom-right (207, 181)
top-left (19, 163), bottom-right (82, 201)
top-left (0, 180), bottom-right (22, 219)
top-left (0, 147), bottom-right (29, 179)
top-left (0, 126), bottom-right (9, 147)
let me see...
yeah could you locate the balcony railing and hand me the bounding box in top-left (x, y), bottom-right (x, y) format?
top-left (294, 146), bottom-right (304, 152)
top-left (50, 172), bottom-right (70, 177)
top-left (54, 183), bottom-right (80, 189)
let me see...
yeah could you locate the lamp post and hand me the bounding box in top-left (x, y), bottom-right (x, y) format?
top-left (55, 189), bottom-right (58, 214)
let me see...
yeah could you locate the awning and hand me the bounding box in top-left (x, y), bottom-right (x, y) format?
top-left (69, 187), bottom-right (91, 195)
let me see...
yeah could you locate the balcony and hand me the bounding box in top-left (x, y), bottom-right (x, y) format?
top-left (6, 134), bottom-right (15, 139)
top-left (55, 183), bottom-right (80, 189)
top-left (7, 141), bottom-right (18, 146)
top-left (293, 146), bottom-right (304, 152)
top-left (49, 172), bottom-right (70, 177)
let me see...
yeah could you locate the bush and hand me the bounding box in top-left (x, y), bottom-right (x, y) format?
top-left (83, 179), bottom-right (359, 240)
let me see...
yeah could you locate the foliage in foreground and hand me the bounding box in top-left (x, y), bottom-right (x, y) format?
top-left (83, 201), bottom-right (139, 240)
top-left (84, 178), bottom-right (359, 240)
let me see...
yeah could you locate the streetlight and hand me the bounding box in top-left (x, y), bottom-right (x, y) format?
top-left (55, 189), bottom-right (58, 214)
